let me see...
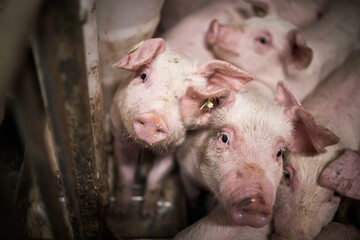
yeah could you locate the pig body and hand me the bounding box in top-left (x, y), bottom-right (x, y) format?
top-left (111, 40), bottom-right (205, 216)
top-left (272, 50), bottom-right (360, 240)
top-left (176, 78), bottom-right (338, 227)
top-left (174, 206), bottom-right (270, 240)
top-left (207, 0), bottom-right (360, 100)
top-left (314, 222), bottom-right (360, 240)
top-left (162, 0), bottom-right (325, 63)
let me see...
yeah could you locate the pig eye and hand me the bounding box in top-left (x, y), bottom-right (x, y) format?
top-left (259, 37), bottom-right (267, 44)
top-left (282, 168), bottom-right (291, 186)
top-left (140, 73), bottom-right (147, 82)
top-left (333, 191), bottom-right (340, 197)
top-left (221, 134), bottom-right (230, 144)
top-left (276, 148), bottom-right (285, 158)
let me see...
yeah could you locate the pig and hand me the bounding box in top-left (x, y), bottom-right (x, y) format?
top-left (176, 77), bottom-right (338, 227)
top-left (207, 0), bottom-right (360, 100)
top-left (111, 38), bottom-right (254, 217)
top-left (272, 50), bottom-right (360, 240)
top-left (174, 206), bottom-right (270, 240)
top-left (173, 209), bottom-right (355, 240)
top-left (314, 222), bottom-right (360, 240)
top-left (162, 0), bottom-right (326, 63)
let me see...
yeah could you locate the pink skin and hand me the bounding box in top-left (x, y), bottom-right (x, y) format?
top-left (272, 51), bottom-right (360, 240)
top-left (207, 1), bottom-right (360, 101)
top-left (177, 80), bottom-right (338, 228)
top-left (163, 0), bottom-right (324, 62)
top-left (111, 38), bottom-right (253, 216)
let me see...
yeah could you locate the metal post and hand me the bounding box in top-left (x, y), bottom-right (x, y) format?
top-left (32, 1), bottom-right (102, 239)
top-left (11, 54), bottom-right (72, 240)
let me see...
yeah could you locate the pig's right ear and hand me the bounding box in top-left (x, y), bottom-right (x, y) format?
top-left (198, 60), bottom-right (254, 92)
top-left (113, 38), bottom-right (165, 70)
top-left (275, 82), bottom-right (339, 154)
top-left (319, 149), bottom-right (360, 200)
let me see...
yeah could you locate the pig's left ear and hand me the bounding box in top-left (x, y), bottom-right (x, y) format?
top-left (275, 82), bottom-right (339, 154)
top-left (114, 38), bottom-right (165, 70)
top-left (181, 86), bottom-right (231, 128)
top-left (319, 149), bottom-right (360, 200)
top-left (198, 60), bottom-right (254, 91)
top-left (181, 60), bottom-right (254, 128)
top-left (285, 29), bottom-right (313, 70)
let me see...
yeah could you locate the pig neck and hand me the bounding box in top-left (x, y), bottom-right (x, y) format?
top-left (302, 50), bottom-right (360, 151)
top-left (287, 0), bottom-right (360, 101)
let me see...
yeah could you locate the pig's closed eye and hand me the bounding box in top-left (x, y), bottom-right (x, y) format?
top-left (221, 134), bottom-right (230, 144)
top-left (140, 73), bottom-right (147, 82)
top-left (333, 191), bottom-right (340, 197)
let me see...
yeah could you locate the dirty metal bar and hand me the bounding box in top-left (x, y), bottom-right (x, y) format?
top-left (0, 0), bottom-right (42, 92)
top-left (80, 0), bottom-right (108, 210)
top-left (11, 56), bottom-right (72, 240)
top-left (32, 1), bottom-right (102, 239)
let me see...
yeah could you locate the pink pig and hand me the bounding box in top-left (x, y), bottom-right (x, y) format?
top-left (206, 0), bottom-right (360, 100)
top-left (176, 77), bottom-right (338, 227)
top-left (163, 0), bottom-right (326, 63)
top-left (111, 38), bottom-right (253, 216)
top-left (272, 50), bottom-right (360, 240)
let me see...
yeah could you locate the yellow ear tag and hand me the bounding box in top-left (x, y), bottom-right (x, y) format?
top-left (128, 40), bottom-right (144, 53)
top-left (200, 99), bottom-right (214, 110)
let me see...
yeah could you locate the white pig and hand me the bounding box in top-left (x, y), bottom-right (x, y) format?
top-left (207, 0), bottom-right (360, 100)
top-left (176, 78), bottom-right (338, 227)
top-left (111, 38), bottom-right (253, 217)
top-left (163, 0), bottom-right (326, 63)
top-left (174, 210), bottom-right (359, 240)
top-left (174, 206), bottom-right (270, 240)
top-left (272, 50), bottom-right (360, 240)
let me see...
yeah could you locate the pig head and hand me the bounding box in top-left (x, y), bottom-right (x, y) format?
top-left (197, 82), bottom-right (337, 228)
top-left (206, 16), bottom-right (313, 88)
top-left (272, 147), bottom-right (360, 240)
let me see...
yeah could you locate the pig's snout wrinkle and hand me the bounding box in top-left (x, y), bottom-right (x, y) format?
top-left (206, 19), bottom-right (220, 46)
top-left (229, 196), bottom-right (272, 228)
top-left (132, 112), bottom-right (169, 144)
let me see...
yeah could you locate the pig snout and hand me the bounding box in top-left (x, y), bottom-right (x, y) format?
top-left (206, 19), bottom-right (220, 46)
top-left (132, 112), bottom-right (169, 144)
top-left (221, 171), bottom-right (275, 228)
top-left (229, 195), bottom-right (272, 228)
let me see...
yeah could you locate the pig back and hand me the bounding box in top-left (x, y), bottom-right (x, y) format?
top-left (302, 50), bottom-right (360, 149)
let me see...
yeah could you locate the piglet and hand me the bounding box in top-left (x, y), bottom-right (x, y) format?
top-left (163, 0), bottom-right (325, 63)
top-left (111, 38), bottom-right (253, 217)
top-left (314, 222), bottom-right (360, 240)
top-left (174, 206), bottom-right (270, 240)
top-left (207, 0), bottom-right (360, 100)
top-left (272, 50), bottom-right (360, 240)
top-left (176, 76), bottom-right (338, 228)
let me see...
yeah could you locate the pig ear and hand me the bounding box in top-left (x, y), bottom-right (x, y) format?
top-left (319, 149), bottom-right (360, 200)
top-left (285, 29), bottom-right (313, 70)
top-left (275, 82), bottom-right (339, 154)
top-left (198, 60), bottom-right (254, 92)
top-left (113, 38), bottom-right (165, 70)
top-left (181, 86), bottom-right (231, 128)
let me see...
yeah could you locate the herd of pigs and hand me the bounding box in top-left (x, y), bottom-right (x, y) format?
top-left (108, 0), bottom-right (360, 239)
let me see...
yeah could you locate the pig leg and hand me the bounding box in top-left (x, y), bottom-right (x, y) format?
top-left (114, 138), bottom-right (139, 215)
top-left (142, 151), bottom-right (175, 217)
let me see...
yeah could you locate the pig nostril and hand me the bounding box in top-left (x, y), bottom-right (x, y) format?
top-left (258, 212), bottom-right (267, 220)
